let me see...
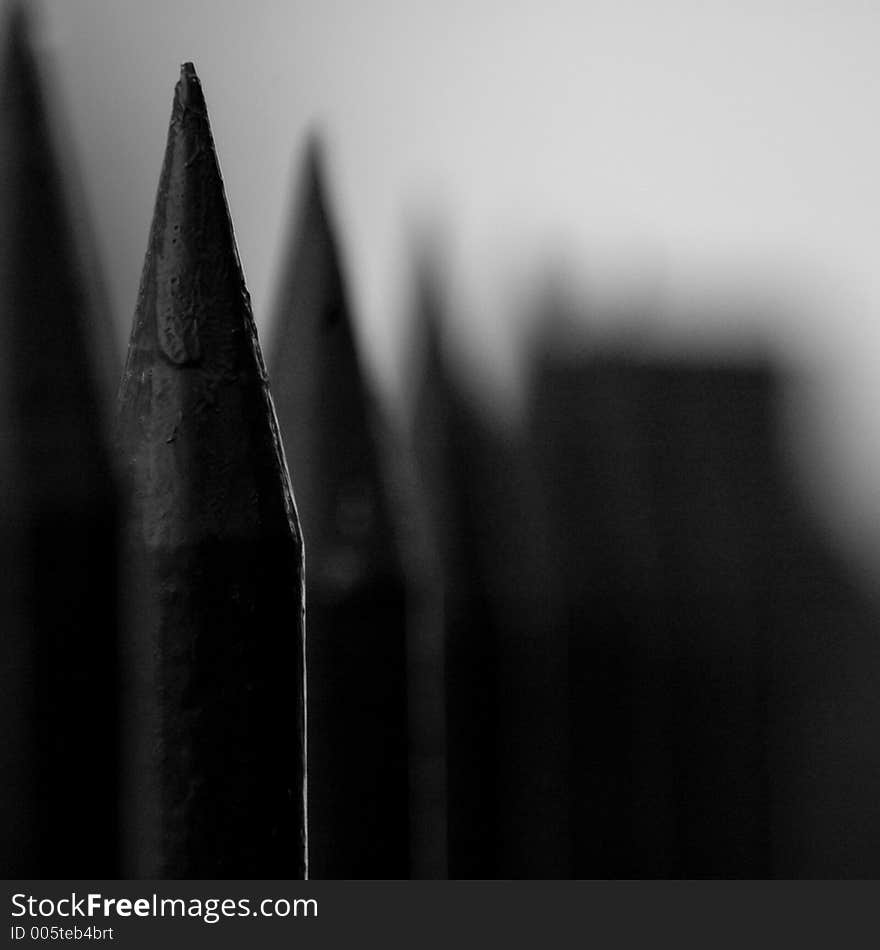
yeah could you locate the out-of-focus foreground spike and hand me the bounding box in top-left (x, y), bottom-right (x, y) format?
top-left (0, 3), bottom-right (119, 876)
top-left (268, 139), bottom-right (409, 878)
top-left (116, 63), bottom-right (305, 878)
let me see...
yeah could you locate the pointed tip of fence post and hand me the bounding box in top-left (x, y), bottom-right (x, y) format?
top-left (117, 63), bottom-right (306, 879)
top-left (299, 132), bottom-right (334, 211)
top-left (122, 59), bottom-right (253, 375)
top-left (176, 61), bottom-right (205, 111)
top-left (302, 128), bottom-right (324, 170)
top-left (410, 241), bottom-right (452, 429)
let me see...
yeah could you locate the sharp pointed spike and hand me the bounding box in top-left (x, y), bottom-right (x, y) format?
top-left (116, 65), bottom-right (306, 878)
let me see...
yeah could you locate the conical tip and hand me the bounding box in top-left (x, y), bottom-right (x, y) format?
top-left (176, 61), bottom-right (205, 112)
top-left (303, 130), bottom-right (326, 171)
top-left (299, 131), bottom-right (330, 210)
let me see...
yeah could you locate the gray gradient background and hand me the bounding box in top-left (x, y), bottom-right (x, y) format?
top-left (27, 0), bottom-right (880, 571)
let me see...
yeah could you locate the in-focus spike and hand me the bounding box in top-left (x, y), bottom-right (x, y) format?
top-left (0, 3), bottom-right (119, 876)
top-left (116, 63), bottom-right (305, 878)
top-left (268, 138), bottom-right (409, 878)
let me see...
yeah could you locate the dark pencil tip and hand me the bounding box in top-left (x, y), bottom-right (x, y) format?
top-left (176, 61), bottom-right (204, 112)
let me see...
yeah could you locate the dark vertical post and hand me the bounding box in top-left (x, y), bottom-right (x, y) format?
top-left (475, 398), bottom-right (571, 878)
top-left (410, 264), bottom-right (496, 878)
top-left (0, 3), bottom-right (119, 877)
top-left (528, 350), bottom-right (673, 878)
top-left (116, 63), bottom-right (306, 878)
top-left (763, 393), bottom-right (880, 878)
top-left (642, 361), bottom-right (774, 877)
top-left (529, 345), bottom-right (775, 877)
top-left (410, 255), bottom-right (570, 877)
top-left (268, 139), bottom-right (409, 878)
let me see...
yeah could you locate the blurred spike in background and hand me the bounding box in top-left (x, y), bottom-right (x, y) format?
top-left (268, 139), bottom-right (409, 879)
top-left (409, 245), bottom-right (569, 878)
top-left (116, 63), bottom-right (305, 878)
top-left (0, 2), bottom-right (120, 877)
top-left (410, 250), bottom-right (495, 878)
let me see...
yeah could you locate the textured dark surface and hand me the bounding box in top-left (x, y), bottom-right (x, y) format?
top-left (0, 3), bottom-right (120, 877)
top-left (116, 63), bottom-right (305, 878)
top-left (268, 141), bottom-right (409, 878)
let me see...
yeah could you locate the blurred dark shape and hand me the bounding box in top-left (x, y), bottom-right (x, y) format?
top-left (116, 63), bottom-right (305, 878)
top-left (531, 353), bottom-right (774, 877)
top-left (396, 437), bottom-right (449, 881)
top-left (410, 250), bottom-right (569, 877)
top-left (527, 335), bottom-right (880, 877)
top-left (411, 261), bottom-right (493, 878)
top-left (0, 3), bottom-right (120, 877)
top-left (268, 138), bottom-right (409, 878)
top-left (765, 437), bottom-right (880, 877)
